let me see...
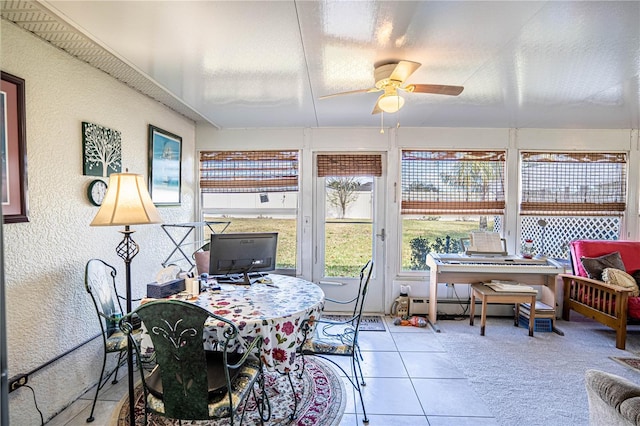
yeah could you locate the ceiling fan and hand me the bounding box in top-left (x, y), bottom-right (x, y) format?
top-left (320, 60), bottom-right (464, 114)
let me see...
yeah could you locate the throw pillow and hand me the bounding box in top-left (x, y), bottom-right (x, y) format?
top-left (602, 268), bottom-right (640, 297)
top-left (632, 270), bottom-right (640, 287)
top-left (580, 251), bottom-right (626, 281)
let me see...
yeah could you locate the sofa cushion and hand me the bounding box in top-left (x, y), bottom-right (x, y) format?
top-left (586, 369), bottom-right (640, 426)
top-left (581, 252), bottom-right (626, 281)
top-left (571, 240), bottom-right (640, 278)
top-left (620, 396), bottom-right (640, 425)
top-left (603, 268), bottom-right (640, 297)
top-left (585, 369), bottom-right (640, 408)
top-left (628, 298), bottom-right (640, 320)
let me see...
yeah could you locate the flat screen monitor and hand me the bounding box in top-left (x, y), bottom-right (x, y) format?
top-left (208, 232), bottom-right (277, 284)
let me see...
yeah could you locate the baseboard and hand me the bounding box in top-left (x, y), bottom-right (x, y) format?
top-left (410, 298), bottom-right (515, 318)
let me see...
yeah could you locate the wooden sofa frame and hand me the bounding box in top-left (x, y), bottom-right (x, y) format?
top-left (561, 273), bottom-right (632, 349)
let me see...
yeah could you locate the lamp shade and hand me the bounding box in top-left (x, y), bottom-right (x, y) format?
top-left (90, 173), bottom-right (162, 226)
top-left (377, 94), bottom-right (405, 113)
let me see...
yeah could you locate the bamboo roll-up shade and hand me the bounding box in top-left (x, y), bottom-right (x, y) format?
top-left (401, 150), bottom-right (506, 215)
top-left (200, 150), bottom-right (298, 193)
top-left (317, 154), bottom-right (382, 177)
top-left (520, 152), bottom-right (627, 216)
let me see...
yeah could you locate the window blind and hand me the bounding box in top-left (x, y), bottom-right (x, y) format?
top-left (317, 154), bottom-right (382, 177)
top-left (520, 152), bottom-right (627, 215)
top-left (401, 150), bottom-right (506, 215)
top-left (199, 150), bottom-right (298, 193)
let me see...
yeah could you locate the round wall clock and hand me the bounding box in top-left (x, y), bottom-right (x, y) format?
top-left (87, 179), bottom-right (108, 206)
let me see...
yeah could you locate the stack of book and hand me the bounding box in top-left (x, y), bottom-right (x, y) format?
top-left (519, 300), bottom-right (555, 319)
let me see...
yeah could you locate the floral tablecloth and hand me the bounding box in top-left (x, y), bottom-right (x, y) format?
top-left (190, 275), bottom-right (324, 373)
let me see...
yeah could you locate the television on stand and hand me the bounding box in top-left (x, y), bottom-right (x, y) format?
top-left (208, 232), bottom-right (278, 284)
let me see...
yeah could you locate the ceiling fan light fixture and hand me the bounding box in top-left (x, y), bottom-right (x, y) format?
top-left (377, 93), bottom-right (405, 113)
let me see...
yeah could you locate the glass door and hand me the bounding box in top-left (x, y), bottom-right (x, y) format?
top-left (313, 153), bottom-right (385, 313)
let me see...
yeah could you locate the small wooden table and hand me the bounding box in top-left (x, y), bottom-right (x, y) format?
top-left (469, 283), bottom-right (537, 336)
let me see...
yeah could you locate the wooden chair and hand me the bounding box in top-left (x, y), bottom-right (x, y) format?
top-left (299, 260), bottom-right (373, 424)
top-left (120, 299), bottom-right (269, 425)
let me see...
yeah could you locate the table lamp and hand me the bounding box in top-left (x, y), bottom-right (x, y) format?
top-left (90, 171), bottom-right (162, 425)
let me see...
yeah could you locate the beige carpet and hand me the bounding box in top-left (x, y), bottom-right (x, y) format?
top-left (434, 315), bottom-right (640, 426)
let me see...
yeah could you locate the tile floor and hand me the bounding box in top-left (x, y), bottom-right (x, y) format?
top-left (46, 315), bottom-right (498, 425)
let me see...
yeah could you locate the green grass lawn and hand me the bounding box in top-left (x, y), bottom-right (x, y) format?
top-left (204, 217), bottom-right (490, 275)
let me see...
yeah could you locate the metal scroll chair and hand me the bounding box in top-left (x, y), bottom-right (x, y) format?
top-left (299, 260), bottom-right (373, 424)
top-left (120, 299), bottom-right (270, 425)
top-left (325, 260), bottom-right (372, 318)
top-left (84, 258), bottom-right (143, 423)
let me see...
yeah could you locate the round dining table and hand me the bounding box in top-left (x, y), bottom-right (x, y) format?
top-left (183, 274), bottom-right (325, 374)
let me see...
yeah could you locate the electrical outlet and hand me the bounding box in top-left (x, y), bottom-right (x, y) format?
top-left (8, 374), bottom-right (28, 392)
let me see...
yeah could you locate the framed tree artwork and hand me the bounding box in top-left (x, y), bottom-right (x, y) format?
top-left (82, 122), bottom-right (122, 177)
top-left (148, 125), bottom-right (181, 205)
top-left (1, 71), bottom-right (29, 224)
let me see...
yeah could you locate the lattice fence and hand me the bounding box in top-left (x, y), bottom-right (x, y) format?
top-left (493, 216), bottom-right (502, 234)
top-left (520, 216), bottom-right (621, 259)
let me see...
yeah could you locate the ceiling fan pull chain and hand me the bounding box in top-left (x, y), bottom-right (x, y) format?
top-left (380, 112), bottom-right (385, 134)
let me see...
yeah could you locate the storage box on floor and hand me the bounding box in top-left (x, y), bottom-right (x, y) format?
top-left (518, 301), bottom-right (554, 332)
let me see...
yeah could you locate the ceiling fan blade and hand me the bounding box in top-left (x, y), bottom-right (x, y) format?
top-left (319, 87), bottom-right (378, 100)
top-left (406, 84), bottom-right (464, 96)
top-left (371, 103), bottom-right (382, 115)
top-left (389, 60), bottom-right (421, 83)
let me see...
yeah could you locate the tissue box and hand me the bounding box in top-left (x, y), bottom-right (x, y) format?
top-left (146, 279), bottom-right (185, 299)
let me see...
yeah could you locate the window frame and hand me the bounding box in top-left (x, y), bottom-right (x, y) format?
top-left (399, 149), bottom-right (507, 273)
top-left (199, 150), bottom-right (301, 275)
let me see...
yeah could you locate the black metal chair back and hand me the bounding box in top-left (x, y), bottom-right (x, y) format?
top-left (348, 260), bottom-right (374, 345)
top-left (298, 259), bottom-right (374, 424)
top-left (84, 259), bottom-right (126, 423)
top-left (85, 259), bottom-right (123, 335)
top-left (121, 299), bottom-right (267, 424)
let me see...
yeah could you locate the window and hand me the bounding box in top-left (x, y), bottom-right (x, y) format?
top-left (519, 152), bottom-right (627, 259)
top-left (199, 150), bottom-right (299, 273)
top-left (400, 150), bottom-right (506, 271)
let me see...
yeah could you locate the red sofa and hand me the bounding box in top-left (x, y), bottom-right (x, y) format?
top-left (562, 240), bottom-right (640, 349)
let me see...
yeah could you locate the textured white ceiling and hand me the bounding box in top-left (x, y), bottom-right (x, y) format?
top-left (4, 1), bottom-right (640, 129)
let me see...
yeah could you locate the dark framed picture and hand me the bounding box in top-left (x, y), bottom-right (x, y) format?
top-left (1, 71), bottom-right (29, 223)
top-left (82, 121), bottom-right (122, 177)
top-left (148, 125), bottom-right (181, 205)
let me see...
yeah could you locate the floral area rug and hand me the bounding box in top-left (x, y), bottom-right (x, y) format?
top-left (114, 357), bottom-right (345, 425)
top-left (611, 356), bottom-right (640, 374)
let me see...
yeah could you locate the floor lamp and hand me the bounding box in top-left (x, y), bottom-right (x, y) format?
top-left (90, 172), bottom-right (162, 425)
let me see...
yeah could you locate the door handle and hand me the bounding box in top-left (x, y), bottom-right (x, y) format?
top-left (376, 228), bottom-right (386, 241)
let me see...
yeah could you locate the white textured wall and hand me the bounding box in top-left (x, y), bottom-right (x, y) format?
top-left (2, 22), bottom-right (195, 424)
